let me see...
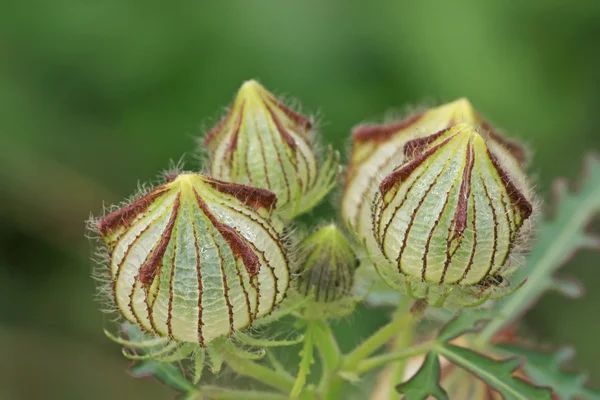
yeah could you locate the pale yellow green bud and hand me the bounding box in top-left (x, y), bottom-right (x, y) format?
top-left (96, 173), bottom-right (290, 346)
top-left (204, 80), bottom-right (340, 219)
top-left (343, 99), bottom-right (533, 307)
top-left (341, 99), bottom-right (527, 251)
top-left (373, 123), bottom-right (532, 307)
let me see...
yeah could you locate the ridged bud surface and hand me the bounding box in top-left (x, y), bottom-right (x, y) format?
top-left (204, 80), bottom-right (339, 219)
top-left (341, 99), bottom-right (527, 250)
top-left (371, 122), bottom-right (533, 305)
top-left (97, 173), bottom-right (289, 345)
top-left (295, 224), bottom-right (358, 303)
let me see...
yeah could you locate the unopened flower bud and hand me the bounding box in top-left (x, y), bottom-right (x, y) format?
top-left (204, 80), bottom-right (340, 219)
top-left (341, 99), bottom-right (527, 250)
top-left (95, 173), bottom-right (290, 346)
top-left (370, 122), bottom-right (533, 307)
top-left (295, 224), bottom-right (359, 304)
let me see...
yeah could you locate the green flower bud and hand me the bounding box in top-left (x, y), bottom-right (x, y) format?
top-left (369, 121), bottom-right (533, 307)
top-left (204, 80), bottom-right (340, 219)
top-left (295, 224), bottom-right (359, 304)
top-left (341, 99), bottom-right (527, 253)
top-left (95, 173), bottom-right (290, 346)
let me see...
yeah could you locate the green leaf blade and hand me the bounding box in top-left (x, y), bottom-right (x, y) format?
top-left (497, 344), bottom-right (600, 400)
top-left (395, 352), bottom-right (449, 400)
top-left (437, 344), bottom-right (553, 400)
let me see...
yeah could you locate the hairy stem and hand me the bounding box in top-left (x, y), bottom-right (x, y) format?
top-left (342, 302), bottom-right (420, 371)
top-left (222, 350), bottom-right (295, 393)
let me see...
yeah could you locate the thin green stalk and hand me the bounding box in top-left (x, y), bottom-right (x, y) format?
top-left (200, 386), bottom-right (289, 400)
top-left (342, 305), bottom-right (415, 371)
top-left (356, 341), bottom-right (431, 374)
top-left (222, 350), bottom-right (294, 393)
top-left (312, 320), bottom-right (342, 398)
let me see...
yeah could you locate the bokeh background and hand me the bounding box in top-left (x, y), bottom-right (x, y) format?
top-left (1, 1), bottom-right (600, 399)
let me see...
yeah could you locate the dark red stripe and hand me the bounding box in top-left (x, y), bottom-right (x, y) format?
top-left (224, 102), bottom-right (245, 161)
top-left (487, 150), bottom-right (532, 220)
top-left (191, 220), bottom-right (205, 346)
top-left (166, 222), bottom-right (178, 339)
top-left (193, 189), bottom-right (260, 276)
top-left (206, 178), bottom-right (277, 210)
top-left (267, 93), bottom-right (312, 133)
top-left (404, 127), bottom-right (452, 158)
top-left (139, 193), bottom-right (181, 285)
top-left (352, 112), bottom-right (425, 143)
top-left (451, 140), bottom-right (475, 241)
top-left (380, 135), bottom-right (455, 196)
top-left (98, 187), bottom-right (168, 237)
top-left (265, 103), bottom-right (298, 150)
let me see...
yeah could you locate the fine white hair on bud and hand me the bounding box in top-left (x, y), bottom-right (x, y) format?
top-left (203, 80), bottom-right (341, 220)
top-left (343, 99), bottom-right (534, 308)
top-left (95, 173), bottom-right (290, 346)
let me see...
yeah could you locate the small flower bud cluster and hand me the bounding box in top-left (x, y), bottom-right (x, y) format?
top-left (94, 81), bottom-right (340, 348)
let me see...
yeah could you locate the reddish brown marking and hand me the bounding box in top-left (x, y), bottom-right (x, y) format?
top-left (164, 172), bottom-right (179, 183)
top-left (404, 127), bottom-right (453, 157)
top-left (451, 140), bottom-right (475, 240)
top-left (193, 189), bottom-right (260, 276)
top-left (225, 102), bottom-right (245, 158)
top-left (139, 194), bottom-right (181, 285)
top-left (265, 103), bottom-right (298, 150)
top-left (206, 178), bottom-right (277, 210)
top-left (479, 118), bottom-right (527, 165)
top-left (352, 112), bottom-right (425, 143)
top-left (487, 150), bottom-right (533, 220)
top-left (379, 135), bottom-right (454, 196)
top-left (268, 93), bottom-right (312, 132)
top-left (98, 187), bottom-right (168, 236)
top-left (191, 221), bottom-right (205, 346)
top-left (204, 105), bottom-right (234, 147)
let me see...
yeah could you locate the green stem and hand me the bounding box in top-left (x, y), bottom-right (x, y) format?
top-left (356, 342), bottom-right (431, 374)
top-left (312, 320), bottom-right (342, 398)
top-left (200, 386), bottom-right (289, 400)
top-left (342, 305), bottom-right (416, 371)
top-left (222, 350), bottom-right (294, 393)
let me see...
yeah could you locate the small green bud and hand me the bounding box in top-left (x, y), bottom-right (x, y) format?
top-left (95, 173), bottom-right (290, 346)
top-left (295, 224), bottom-right (359, 303)
top-left (203, 80), bottom-right (340, 219)
top-left (370, 122), bottom-right (533, 307)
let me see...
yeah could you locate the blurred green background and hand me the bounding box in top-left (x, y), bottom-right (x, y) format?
top-left (1, 1), bottom-right (600, 399)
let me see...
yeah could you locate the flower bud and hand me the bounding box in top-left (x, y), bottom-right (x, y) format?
top-left (341, 99), bottom-right (527, 251)
top-left (295, 224), bottom-right (359, 303)
top-left (204, 80), bottom-right (340, 219)
top-left (370, 122), bottom-right (533, 307)
top-left (95, 173), bottom-right (290, 346)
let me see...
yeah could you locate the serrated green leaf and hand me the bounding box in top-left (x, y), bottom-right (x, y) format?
top-left (129, 359), bottom-right (198, 394)
top-left (395, 352), bottom-right (448, 400)
top-left (291, 325), bottom-right (315, 397)
top-left (436, 344), bottom-right (553, 400)
top-left (497, 344), bottom-right (600, 400)
top-left (479, 155), bottom-right (600, 343)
